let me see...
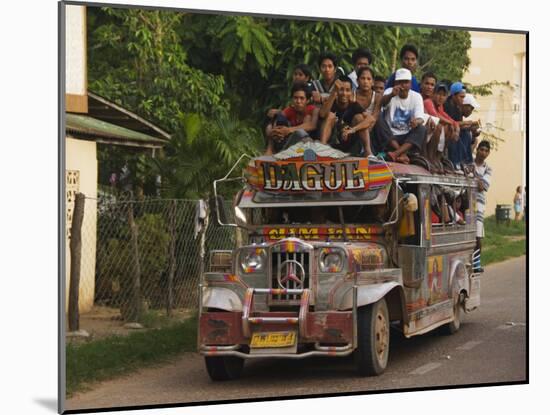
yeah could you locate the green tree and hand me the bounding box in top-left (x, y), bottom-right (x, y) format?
top-left (149, 113), bottom-right (262, 199)
top-left (88, 7), bottom-right (264, 197)
top-left (88, 7), bottom-right (473, 197)
top-left (416, 29), bottom-right (471, 82)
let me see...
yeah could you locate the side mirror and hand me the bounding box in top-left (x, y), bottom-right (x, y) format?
top-left (210, 195), bottom-right (236, 227)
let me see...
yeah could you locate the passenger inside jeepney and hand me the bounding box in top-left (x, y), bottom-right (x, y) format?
top-left (430, 186), bottom-right (467, 225)
top-left (262, 206), bottom-right (339, 225)
top-left (344, 204), bottom-right (389, 224)
top-left (443, 187), bottom-right (466, 225)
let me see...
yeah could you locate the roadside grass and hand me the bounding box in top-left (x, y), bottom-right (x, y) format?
top-left (482, 215), bottom-right (526, 265)
top-left (66, 314), bottom-right (197, 397)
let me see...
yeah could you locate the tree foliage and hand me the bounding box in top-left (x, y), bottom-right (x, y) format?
top-left (416, 29), bottom-right (471, 82)
top-left (87, 7), bottom-right (473, 198)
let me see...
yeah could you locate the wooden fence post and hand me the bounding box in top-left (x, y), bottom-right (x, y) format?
top-left (127, 201), bottom-right (142, 322)
top-left (198, 200), bottom-right (209, 295)
top-left (68, 192), bottom-right (85, 332)
top-left (166, 200), bottom-right (176, 317)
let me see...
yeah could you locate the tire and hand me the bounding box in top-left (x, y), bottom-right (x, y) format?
top-left (442, 291), bottom-right (464, 335)
top-left (355, 298), bottom-right (390, 376)
top-left (204, 356), bottom-right (244, 381)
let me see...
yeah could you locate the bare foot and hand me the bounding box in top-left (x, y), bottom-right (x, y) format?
top-left (397, 154), bottom-right (410, 164)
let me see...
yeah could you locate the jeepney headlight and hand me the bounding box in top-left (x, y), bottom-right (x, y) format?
top-left (319, 248), bottom-right (345, 273)
top-left (239, 248), bottom-right (266, 274)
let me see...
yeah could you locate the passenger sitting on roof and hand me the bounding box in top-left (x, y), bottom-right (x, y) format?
top-left (355, 67), bottom-right (393, 156)
top-left (266, 64), bottom-right (314, 121)
top-left (311, 52), bottom-right (340, 105)
top-left (461, 93), bottom-right (482, 154)
top-left (318, 76), bottom-right (377, 158)
top-left (380, 68), bottom-right (427, 164)
top-left (419, 73), bottom-right (440, 165)
top-left (373, 75), bottom-right (387, 95)
top-left (444, 82), bottom-right (479, 170)
top-left (385, 44), bottom-right (421, 93)
top-left (347, 48), bottom-right (374, 91)
top-left (423, 82), bottom-right (460, 169)
top-left (265, 82), bottom-right (320, 155)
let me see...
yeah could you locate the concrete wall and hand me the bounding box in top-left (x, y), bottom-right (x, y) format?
top-left (66, 137), bottom-right (97, 313)
top-left (65, 5), bottom-right (86, 97)
top-left (463, 31), bottom-right (527, 216)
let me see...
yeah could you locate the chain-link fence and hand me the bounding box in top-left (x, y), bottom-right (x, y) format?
top-left (66, 194), bottom-right (236, 337)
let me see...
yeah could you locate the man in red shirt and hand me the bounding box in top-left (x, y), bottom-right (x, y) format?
top-left (265, 82), bottom-right (320, 155)
top-left (420, 72), bottom-right (437, 101)
top-left (421, 82), bottom-right (460, 168)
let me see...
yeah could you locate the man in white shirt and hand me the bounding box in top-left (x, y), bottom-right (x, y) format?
top-left (381, 68), bottom-right (426, 163)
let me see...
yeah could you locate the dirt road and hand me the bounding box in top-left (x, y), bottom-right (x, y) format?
top-left (66, 256), bottom-right (526, 412)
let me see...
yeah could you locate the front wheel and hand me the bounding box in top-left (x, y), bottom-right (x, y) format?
top-left (355, 298), bottom-right (390, 376)
top-left (204, 356), bottom-right (244, 381)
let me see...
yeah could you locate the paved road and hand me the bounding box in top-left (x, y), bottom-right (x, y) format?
top-left (66, 256), bottom-right (526, 411)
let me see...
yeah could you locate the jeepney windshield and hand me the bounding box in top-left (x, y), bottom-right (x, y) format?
top-left (244, 204), bottom-right (389, 226)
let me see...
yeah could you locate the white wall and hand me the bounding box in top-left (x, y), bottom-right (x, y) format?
top-left (464, 31), bottom-right (527, 216)
top-left (65, 136), bottom-right (97, 313)
top-left (65, 5), bottom-right (86, 97)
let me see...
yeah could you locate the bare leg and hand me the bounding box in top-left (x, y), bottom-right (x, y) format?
top-left (427, 124), bottom-right (442, 162)
top-left (265, 140), bottom-right (274, 156)
top-left (358, 129), bottom-right (373, 156)
top-left (320, 112), bottom-right (336, 144)
top-left (388, 139), bottom-right (400, 151)
top-left (352, 114), bottom-right (373, 156)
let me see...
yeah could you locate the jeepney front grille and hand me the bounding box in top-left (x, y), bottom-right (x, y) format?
top-left (270, 252), bottom-right (310, 303)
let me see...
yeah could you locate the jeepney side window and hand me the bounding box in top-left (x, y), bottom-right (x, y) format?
top-left (431, 185), bottom-right (453, 226)
top-left (431, 186), bottom-right (470, 228)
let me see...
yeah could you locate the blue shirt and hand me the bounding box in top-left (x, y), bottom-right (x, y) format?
top-left (385, 72), bottom-right (421, 93)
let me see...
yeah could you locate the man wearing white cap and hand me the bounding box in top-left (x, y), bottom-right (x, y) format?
top-left (445, 84), bottom-right (481, 169)
top-left (462, 93), bottom-right (482, 152)
top-left (380, 68), bottom-right (426, 163)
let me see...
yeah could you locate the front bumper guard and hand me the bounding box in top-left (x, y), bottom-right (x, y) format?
top-left (200, 342), bottom-right (354, 359)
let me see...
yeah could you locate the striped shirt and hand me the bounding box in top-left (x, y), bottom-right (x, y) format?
top-left (475, 161), bottom-right (492, 238)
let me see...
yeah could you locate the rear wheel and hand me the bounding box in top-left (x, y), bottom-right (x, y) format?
top-left (355, 298), bottom-right (390, 376)
top-left (442, 291), bottom-right (464, 335)
top-left (204, 356), bottom-right (244, 381)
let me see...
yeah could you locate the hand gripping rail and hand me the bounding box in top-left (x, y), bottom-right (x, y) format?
top-left (241, 287), bottom-right (311, 338)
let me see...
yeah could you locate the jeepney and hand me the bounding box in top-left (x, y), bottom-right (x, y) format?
top-left (198, 139), bottom-right (481, 380)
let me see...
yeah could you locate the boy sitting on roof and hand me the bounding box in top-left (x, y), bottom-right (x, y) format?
top-left (423, 82), bottom-right (460, 169)
top-left (380, 68), bottom-right (426, 164)
top-left (385, 44), bottom-right (421, 92)
top-left (265, 82), bottom-right (320, 155)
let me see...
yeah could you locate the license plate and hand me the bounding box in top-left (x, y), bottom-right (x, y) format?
top-left (250, 331), bottom-right (296, 348)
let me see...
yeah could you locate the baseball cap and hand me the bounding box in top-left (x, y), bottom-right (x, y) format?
top-left (395, 68), bottom-right (412, 81)
top-left (435, 82), bottom-right (449, 93)
top-left (463, 93), bottom-right (480, 109)
top-left (450, 82), bottom-right (465, 95)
